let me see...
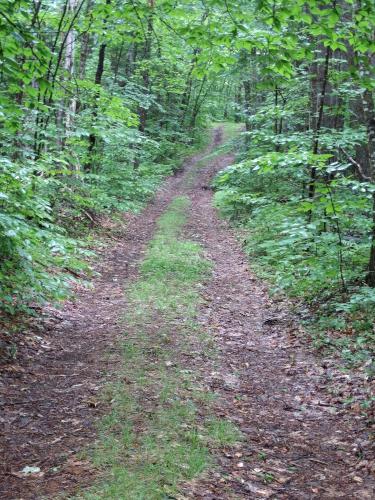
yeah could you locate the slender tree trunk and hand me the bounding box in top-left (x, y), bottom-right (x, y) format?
top-left (274, 86), bottom-right (282, 151)
top-left (125, 41), bottom-right (138, 78)
top-left (189, 76), bottom-right (207, 129)
top-left (86, 0), bottom-right (111, 171)
top-left (86, 42), bottom-right (107, 170)
top-left (354, 0), bottom-right (375, 285)
top-left (274, 86), bottom-right (278, 135)
top-left (362, 89), bottom-right (375, 286)
top-left (307, 46), bottom-right (331, 215)
top-left (180, 48), bottom-right (199, 128)
top-left (33, 0), bottom-right (69, 156)
top-left (113, 42), bottom-right (125, 84)
top-left (75, 13), bottom-right (92, 114)
top-left (137, 0), bottom-right (154, 134)
top-left (79, 33), bottom-right (91, 79)
top-left (12, 1), bottom-right (42, 159)
top-left (367, 192), bottom-right (375, 287)
top-left (78, 0), bottom-right (94, 81)
top-left (133, 0), bottom-right (154, 168)
top-left (223, 82), bottom-right (232, 120)
top-left (234, 85), bottom-right (243, 123)
top-left (243, 80), bottom-right (251, 131)
top-left (35, 0), bottom-right (85, 157)
top-left (59, 0), bottom-right (79, 145)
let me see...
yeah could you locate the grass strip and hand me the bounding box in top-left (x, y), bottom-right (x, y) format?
top-left (78, 195), bottom-right (241, 499)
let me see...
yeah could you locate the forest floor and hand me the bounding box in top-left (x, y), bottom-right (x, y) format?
top-left (0, 126), bottom-right (374, 499)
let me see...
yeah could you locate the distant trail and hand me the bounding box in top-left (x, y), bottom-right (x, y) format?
top-left (1, 127), bottom-right (373, 499)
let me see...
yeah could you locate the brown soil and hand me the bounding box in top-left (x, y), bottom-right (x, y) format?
top-left (0, 128), bottom-right (374, 499)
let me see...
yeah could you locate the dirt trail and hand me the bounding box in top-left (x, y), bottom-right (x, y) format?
top-left (0, 128), bottom-right (373, 499)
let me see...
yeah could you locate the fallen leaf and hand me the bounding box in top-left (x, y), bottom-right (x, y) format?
top-left (21, 466), bottom-right (41, 475)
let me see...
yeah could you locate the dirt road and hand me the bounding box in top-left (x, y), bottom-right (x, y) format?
top-left (1, 128), bottom-right (373, 499)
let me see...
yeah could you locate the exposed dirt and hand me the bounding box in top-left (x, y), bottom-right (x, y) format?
top-left (1, 127), bottom-right (374, 499)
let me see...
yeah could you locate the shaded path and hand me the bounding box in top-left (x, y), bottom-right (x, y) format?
top-left (180, 143), bottom-right (374, 499)
top-left (0, 127), bottom-right (373, 499)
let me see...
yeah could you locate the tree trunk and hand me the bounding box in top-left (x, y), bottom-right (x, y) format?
top-left (78, 0), bottom-right (94, 81)
top-left (138, 1), bottom-right (154, 134)
top-left (86, 41), bottom-right (107, 170)
top-left (243, 80), bottom-right (251, 131)
top-left (35, 0), bottom-right (85, 157)
top-left (367, 192), bottom-right (375, 287)
top-left (62, 0), bottom-right (79, 143)
top-left (307, 46), bottom-right (331, 215)
top-left (86, 0), bottom-right (111, 171)
top-left (362, 88), bottom-right (375, 286)
top-left (189, 76), bottom-right (207, 129)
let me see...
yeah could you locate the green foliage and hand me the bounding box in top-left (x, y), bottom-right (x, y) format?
top-left (0, 0), bottom-right (374, 380)
top-left (0, 0), bottom-right (212, 317)
top-left (0, 126), bottom-right (195, 315)
top-left (0, 157), bottom-right (87, 313)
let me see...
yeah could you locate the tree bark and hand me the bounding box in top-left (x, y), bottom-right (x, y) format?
top-left (362, 89), bottom-right (375, 286)
top-left (86, 42), bottom-right (107, 170)
top-left (307, 45), bottom-right (331, 216)
top-left (138, 0), bottom-right (154, 134)
top-left (61, 0), bottom-right (79, 143)
top-left (86, 0), bottom-right (111, 171)
top-left (243, 80), bottom-right (251, 132)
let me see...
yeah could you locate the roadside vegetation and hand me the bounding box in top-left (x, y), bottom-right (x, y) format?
top-left (211, 7), bottom-right (375, 379)
top-left (1, 1), bottom-right (374, 495)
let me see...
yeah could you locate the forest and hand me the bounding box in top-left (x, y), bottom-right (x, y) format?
top-left (0, 0), bottom-right (374, 498)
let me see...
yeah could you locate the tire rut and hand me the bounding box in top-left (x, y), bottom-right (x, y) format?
top-left (178, 142), bottom-right (374, 499)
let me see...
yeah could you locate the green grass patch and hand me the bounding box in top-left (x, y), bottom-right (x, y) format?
top-left (206, 418), bottom-right (243, 447)
top-left (211, 121), bottom-right (244, 142)
top-left (199, 122), bottom-right (243, 166)
top-left (77, 195), bottom-right (241, 499)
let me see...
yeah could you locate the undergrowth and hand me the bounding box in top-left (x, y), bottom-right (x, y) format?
top-left (213, 130), bottom-right (375, 378)
top-left (78, 195), bottom-right (241, 499)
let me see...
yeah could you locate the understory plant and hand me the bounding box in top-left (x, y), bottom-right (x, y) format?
top-left (214, 129), bottom-right (375, 370)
